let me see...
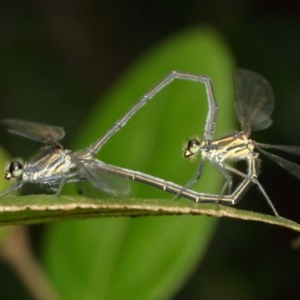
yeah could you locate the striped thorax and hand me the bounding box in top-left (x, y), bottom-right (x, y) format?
top-left (183, 131), bottom-right (255, 165)
top-left (5, 146), bottom-right (76, 184)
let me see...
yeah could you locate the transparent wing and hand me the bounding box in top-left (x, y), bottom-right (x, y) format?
top-left (255, 142), bottom-right (300, 156)
top-left (76, 158), bottom-right (131, 197)
top-left (257, 147), bottom-right (300, 180)
top-left (2, 118), bottom-right (65, 145)
top-left (234, 69), bottom-right (275, 135)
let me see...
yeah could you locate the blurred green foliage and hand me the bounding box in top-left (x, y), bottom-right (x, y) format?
top-left (0, 1), bottom-right (300, 299)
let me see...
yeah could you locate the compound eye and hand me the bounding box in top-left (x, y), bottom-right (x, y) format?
top-left (5, 160), bottom-right (24, 180)
top-left (183, 139), bottom-right (201, 159)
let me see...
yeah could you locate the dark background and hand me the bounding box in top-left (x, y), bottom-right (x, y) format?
top-left (0, 0), bottom-right (300, 299)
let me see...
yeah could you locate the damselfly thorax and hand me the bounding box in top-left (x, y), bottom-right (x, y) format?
top-left (21, 147), bottom-right (76, 183)
top-left (184, 132), bottom-right (256, 163)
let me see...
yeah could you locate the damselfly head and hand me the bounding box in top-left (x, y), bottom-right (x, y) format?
top-left (5, 160), bottom-right (24, 180)
top-left (183, 138), bottom-right (201, 160)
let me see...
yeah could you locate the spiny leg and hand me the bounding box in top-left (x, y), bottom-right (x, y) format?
top-left (172, 157), bottom-right (205, 201)
top-left (210, 161), bottom-right (234, 197)
top-left (221, 160), bottom-right (279, 216)
top-left (178, 159), bottom-right (233, 203)
top-left (55, 174), bottom-right (67, 196)
top-left (225, 176), bottom-right (254, 205)
top-left (183, 158), bottom-right (205, 190)
top-left (0, 181), bottom-right (24, 198)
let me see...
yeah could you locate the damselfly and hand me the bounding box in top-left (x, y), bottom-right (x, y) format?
top-left (183, 69), bottom-right (300, 216)
top-left (0, 115), bottom-right (259, 205)
top-left (0, 71), bottom-right (220, 199)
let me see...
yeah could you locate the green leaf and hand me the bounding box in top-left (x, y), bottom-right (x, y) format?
top-left (40, 27), bottom-right (235, 300)
top-left (0, 145), bottom-right (10, 191)
top-left (0, 195), bottom-right (299, 233)
top-left (0, 145), bottom-right (13, 246)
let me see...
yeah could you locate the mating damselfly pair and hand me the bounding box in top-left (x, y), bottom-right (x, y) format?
top-left (1, 69), bottom-right (300, 217)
